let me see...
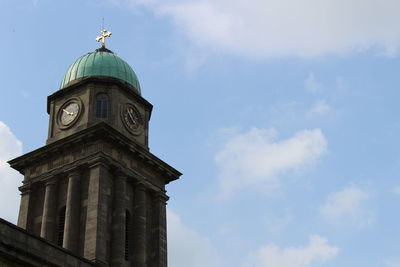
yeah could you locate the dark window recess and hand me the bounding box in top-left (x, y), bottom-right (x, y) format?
top-left (57, 206), bottom-right (66, 247)
top-left (125, 210), bottom-right (131, 260)
top-left (96, 95), bottom-right (108, 118)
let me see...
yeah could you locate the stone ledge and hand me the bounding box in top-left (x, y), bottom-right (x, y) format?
top-left (8, 122), bottom-right (182, 184)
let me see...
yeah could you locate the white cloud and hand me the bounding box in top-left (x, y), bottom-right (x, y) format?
top-left (116, 0), bottom-right (400, 58)
top-left (215, 128), bottom-right (327, 198)
top-left (391, 186), bottom-right (400, 195)
top-left (0, 122), bottom-right (23, 223)
top-left (305, 73), bottom-right (325, 93)
top-left (167, 209), bottom-right (221, 267)
top-left (264, 212), bottom-right (293, 233)
top-left (307, 100), bottom-right (331, 117)
top-left (319, 186), bottom-right (373, 227)
top-left (244, 235), bottom-right (338, 267)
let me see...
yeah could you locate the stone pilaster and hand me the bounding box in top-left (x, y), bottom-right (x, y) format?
top-left (154, 192), bottom-right (169, 267)
top-left (63, 169), bottom-right (81, 252)
top-left (110, 174), bottom-right (127, 266)
top-left (40, 180), bottom-right (57, 241)
top-left (83, 161), bottom-right (110, 265)
top-left (133, 183), bottom-right (147, 267)
top-left (17, 184), bottom-right (31, 230)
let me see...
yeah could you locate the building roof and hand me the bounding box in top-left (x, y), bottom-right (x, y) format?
top-left (60, 47), bottom-right (141, 94)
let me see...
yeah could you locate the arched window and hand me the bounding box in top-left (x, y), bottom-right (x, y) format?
top-left (96, 94), bottom-right (108, 118)
top-left (57, 206), bottom-right (66, 247)
top-left (125, 210), bottom-right (131, 260)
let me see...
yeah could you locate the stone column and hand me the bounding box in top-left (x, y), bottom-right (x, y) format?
top-left (40, 180), bottom-right (57, 241)
top-left (63, 170), bottom-right (81, 252)
top-left (110, 174), bottom-right (127, 266)
top-left (133, 183), bottom-right (147, 267)
top-left (154, 192), bottom-right (169, 267)
top-left (84, 161), bottom-right (111, 265)
top-left (17, 184), bottom-right (31, 230)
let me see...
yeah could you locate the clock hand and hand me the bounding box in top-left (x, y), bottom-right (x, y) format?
top-left (127, 109), bottom-right (137, 124)
top-left (62, 109), bottom-right (74, 116)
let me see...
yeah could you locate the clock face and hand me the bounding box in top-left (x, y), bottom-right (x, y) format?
top-left (58, 99), bottom-right (82, 128)
top-left (121, 104), bottom-right (142, 134)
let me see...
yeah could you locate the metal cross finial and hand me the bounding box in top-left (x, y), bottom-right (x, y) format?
top-left (96, 29), bottom-right (112, 48)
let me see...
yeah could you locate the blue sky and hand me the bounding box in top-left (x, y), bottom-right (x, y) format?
top-left (1, 0), bottom-right (400, 266)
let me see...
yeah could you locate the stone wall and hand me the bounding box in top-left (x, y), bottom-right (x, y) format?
top-left (0, 218), bottom-right (96, 267)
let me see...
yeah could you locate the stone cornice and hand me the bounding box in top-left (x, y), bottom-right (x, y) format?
top-left (8, 122), bottom-right (182, 184)
top-left (15, 151), bottom-right (168, 192)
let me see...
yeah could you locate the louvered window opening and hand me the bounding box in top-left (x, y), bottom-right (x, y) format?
top-left (96, 95), bottom-right (108, 118)
top-left (125, 210), bottom-right (131, 260)
top-left (57, 206), bottom-right (66, 247)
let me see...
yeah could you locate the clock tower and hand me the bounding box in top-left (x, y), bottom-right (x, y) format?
top-left (8, 31), bottom-right (181, 267)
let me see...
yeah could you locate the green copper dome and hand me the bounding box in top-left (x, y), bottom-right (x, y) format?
top-left (60, 48), bottom-right (141, 94)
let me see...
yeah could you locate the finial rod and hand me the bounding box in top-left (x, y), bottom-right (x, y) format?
top-left (96, 29), bottom-right (112, 48)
